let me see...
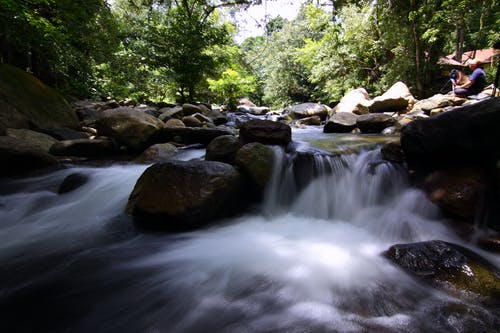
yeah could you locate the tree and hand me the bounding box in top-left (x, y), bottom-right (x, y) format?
top-left (0, 0), bottom-right (119, 96)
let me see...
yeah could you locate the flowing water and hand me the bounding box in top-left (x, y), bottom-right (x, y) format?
top-left (1, 131), bottom-right (499, 333)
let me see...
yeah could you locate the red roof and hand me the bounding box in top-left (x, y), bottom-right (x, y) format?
top-left (444, 48), bottom-right (497, 65)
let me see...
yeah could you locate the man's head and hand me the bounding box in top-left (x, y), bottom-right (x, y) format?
top-left (466, 58), bottom-right (481, 69)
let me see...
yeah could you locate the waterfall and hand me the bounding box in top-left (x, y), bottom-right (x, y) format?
top-left (0, 146), bottom-right (499, 333)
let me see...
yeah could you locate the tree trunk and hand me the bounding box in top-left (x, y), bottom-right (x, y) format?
top-left (455, 20), bottom-right (465, 63)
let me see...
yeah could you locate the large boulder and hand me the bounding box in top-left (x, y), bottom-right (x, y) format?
top-left (385, 240), bottom-right (500, 304)
top-left (285, 103), bottom-right (329, 120)
top-left (356, 113), bottom-right (397, 133)
top-left (96, 107), bottom-right (164, 151)
top-left (0, 136), bottom-right (59, 177)
top-left (323, 112), bottom-right (358, 133)
top-left (401, 97), bottom-right (500, 169)
top-left (126, 160), bottom-right (244, 230)
top-left (0, 64), bottom-right (80, 130)
top-left (368, 81), bottom-right (415, 113)
top-left (239, 119), bottom-right (291, 146)
top-left (206, 135), bottom-right (242, 164)
top-left (234, 142), bottom-right (275, 191)
top-left (333, 88), bottom-right (371, 115)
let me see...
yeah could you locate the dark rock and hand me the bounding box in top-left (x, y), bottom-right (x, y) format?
top-left (381, 141), bottom-right (404, 163)
top-left (159, 105), bottom-right (183, 120)
top-left (324, 112), bottom-right (358, 133)
top-left (126, 160), bottom-right (244, 230)
top-left (423, 167), bottom-right (488, 221)
top-left (384, 240), bottom-right (500, 304)
top-left (478, 236), bottom-right (500, 253)
top-left (239, 119), bottom-right (291, 146)
top-left (401, 97), bottom-right (500, 169)
top-left (182, 103), bottom-right (203, 116)
top-left (134, 143), bottom-right (177, 164)
top-left (36, 127), bottom-right (89, 141)
top-left (356, 113), bottom-right (397, 133)
top-left (0, 63), bottom-right (80, 130)
top-left (6, 128), bottom-right (58, 152)
top-left (164, 119), bottom-right (185, 127)
top-left (182, 115), bottom-right (203, 127)
top-left (161, 127), bottom-right (233, 146)
top-left (96, 107), bottom-right (164, 151)
top-left (58, 173), bottom-right (89, 194)
top-left (235, 142), bottom-right (275, 191)
top-left (0, 136), bottom-right (59, 178)
top-left (49, 138), bottom-right (116, 157)
top-left (206, 135), bottom-right (242, 164)
top-left (296, 116), bottom-right (321, 126)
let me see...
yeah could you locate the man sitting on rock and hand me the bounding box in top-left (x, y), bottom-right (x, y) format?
top-left (453, 58), bottom-right (486, 97)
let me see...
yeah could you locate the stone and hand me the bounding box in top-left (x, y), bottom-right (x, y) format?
top-left (239, 119), bottom-right (291, 146)
top-left (49, 138), bottom-right (116, 157)
top-left (96, 107), bottom-right (165, 151)
top-left (182, 103), bottom-right (203, 116)
top-left (411, 94), bottom-right (466, 113)
top-left (134, 143), bottom-right (177, 164)
top-left (164, 118), bottom-right (185, 127)
top-left (206, 135), bottom-right (242, 164)
top-left (285, 102), bottom-right (329, 120)
top-left (182, 115), bottom-right (203, 127)
top-left (126, 160), bottom-right (244, 229)
top-left (0, 63), bottom-right (80, 130)
top-left (159, 105), bottom-right (183, 120)
top-left (58, 173), bottom-right (89, 194)
top-left (356, 113), bottom-right (397, 133)
top-left (385, 240), bottom-right (500, 304)
top-left (324, 112), bottom-right (358, 133)
top-left (333, 88), bottom-right (371, 115)
top-left (235, 142), bottom-right (275, 191)
top-left (161, 127), bottom-right (233, 146)
top-left (368, 81), bottom-right (414, 113)
top-left (6, 128), bottom-right (58, 152)
top-left (423, 167), bottom-right (488, 221)
top-left (296, 115), bottom-right (321, 126)
top-left (0, 136), bottom-right (59, 177)
top-left (401, 97), bottom-right (500, 169)
top-left (237, 105), bottom-right (270, 115)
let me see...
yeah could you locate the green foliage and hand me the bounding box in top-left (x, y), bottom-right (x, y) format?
top-left (208, 68), bottom-right (256, 110)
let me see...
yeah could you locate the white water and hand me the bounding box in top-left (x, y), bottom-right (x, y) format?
top-left (0, 146), bottom-right (499, 333)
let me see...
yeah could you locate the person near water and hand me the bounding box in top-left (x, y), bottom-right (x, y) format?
top-left (453, 58), bottom-right (486, 97)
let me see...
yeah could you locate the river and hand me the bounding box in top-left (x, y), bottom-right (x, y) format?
top-left (1, 128), bottom-right (499, 332)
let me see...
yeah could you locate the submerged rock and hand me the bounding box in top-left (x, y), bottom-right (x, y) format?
top-left (235, 142), bottom-right (275, 191)
top-left (58, 173), bottom-right (90, 194)
top-left (385, 240), bottom-right (500, 304)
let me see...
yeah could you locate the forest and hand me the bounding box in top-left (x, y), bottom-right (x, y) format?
top-left (1, 0), bottom-right (498, 108)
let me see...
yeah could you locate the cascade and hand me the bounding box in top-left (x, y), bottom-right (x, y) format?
top-left (0, 140), bottom-right (499, 332)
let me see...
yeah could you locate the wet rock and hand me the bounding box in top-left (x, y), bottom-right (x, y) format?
top-left (422, 167), bottom-right (488, 221)
top-left (356, 113), bottom-right (397, 133)
top-left (206, 135), bottom-right (242, 164)
top-left (381, 141), bottom-right (404, 163)
top-left (126, 160), bottom-right (244, 230)
top-left (235, 142), bottom-right (275, 191)
top-left (182, 114), bottom-right (203, 127)
top-left (0, 136), bottom-right (59, 177)
top-left (237, 105), bottom-right (270, 115)
top-left (159, 105), bottom-right (183, 120)
top-left (384, 240), bottom-right (500, 304)
top-left (182, 103), bottom-right (203, 116)
top-left (411, 94), bottom-right (466, 114)
top-left (239, 119), bottom-right (291, 146)
top-left (49, 138), bottom-right (116, 157)
top-left (58, 173), bottom-right (89, 194)
top-left (324, 112), bottom-right (358, 133)
top-left (37, 127), bottom-right (89, 141)
top-left (478, 236), bottom-right (500, 253)
top-left (96, 107), bottom-right (164, 152)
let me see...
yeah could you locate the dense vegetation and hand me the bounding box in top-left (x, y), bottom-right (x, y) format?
top-left (1, 0), bottom-right (498, 108)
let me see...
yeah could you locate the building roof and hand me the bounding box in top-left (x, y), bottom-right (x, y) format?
top-left (441, 48), bottom-right (497, 66)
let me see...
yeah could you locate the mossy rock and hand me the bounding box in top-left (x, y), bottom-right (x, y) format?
top-left (0, 64), bottom-right (79, 130)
